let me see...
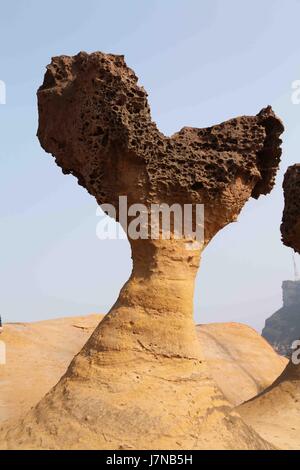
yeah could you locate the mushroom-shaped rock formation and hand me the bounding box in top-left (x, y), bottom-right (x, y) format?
top-left (0, 52), bottom-right (284, 450)
top-left (281, 164), bottom-right (300, 254)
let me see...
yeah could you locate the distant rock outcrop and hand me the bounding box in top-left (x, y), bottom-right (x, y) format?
top-left (0, 51), bottom-right (284, 450)
top-left (262, 280), bottom-right (300, 356)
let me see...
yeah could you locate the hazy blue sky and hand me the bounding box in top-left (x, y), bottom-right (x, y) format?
top-left (1, 0), bottom-right (300, 331)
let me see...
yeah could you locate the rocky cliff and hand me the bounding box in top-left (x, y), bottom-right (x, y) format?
top-left (262, 280), bottom-right (300, 356)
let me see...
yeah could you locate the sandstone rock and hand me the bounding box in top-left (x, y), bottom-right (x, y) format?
top-left (281, 164), bottom-right (300, 254)
top-left (0, 314), bottom-right (104, 424)
top-left (0, 316), bottom-right (286, 427)
top-left (238, 360), bottom-right (300, 449)
top-left (0, 51), bottom-right (284, 449)
top-left (198, 323), bottom-right (287, 406)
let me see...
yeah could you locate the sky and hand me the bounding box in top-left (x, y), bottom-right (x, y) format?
top-left (1, 0), bottom-right (300, 331)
